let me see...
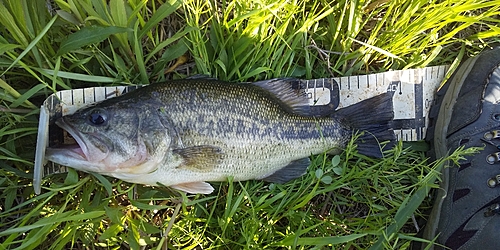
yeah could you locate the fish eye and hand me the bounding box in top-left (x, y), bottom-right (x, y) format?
top-left (88, 109), bottom-right (108, 126)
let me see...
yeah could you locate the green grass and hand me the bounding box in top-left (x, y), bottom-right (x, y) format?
top-left (1, 0), bottom-right (499, 249)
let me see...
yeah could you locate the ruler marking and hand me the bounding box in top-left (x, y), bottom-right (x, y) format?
top-left (414, 78), bottom-right (424, 140)
top-left (56, 92), bottom-right (60, 108)
top-left (313, 79), bottom-right (317, 102)
top-left (393, 119), bottom-right (416, 129)
top-left (358, 75), bottom-right (366, 90)
top-left (442, 65), bottom-right (447, 78)
top-left (383, 73), bottom-right (385, 88)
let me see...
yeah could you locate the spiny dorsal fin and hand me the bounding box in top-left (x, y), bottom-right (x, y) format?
top-left (253, 78), bottom-right (311, 116)
top-left (173, 145), bottom-right (224, 172)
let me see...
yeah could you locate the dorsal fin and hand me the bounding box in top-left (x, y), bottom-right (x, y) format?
top-left (252, 78), bottom-right (311, 116)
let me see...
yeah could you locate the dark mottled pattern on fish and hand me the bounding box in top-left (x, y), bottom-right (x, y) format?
top-left (135, 80), bottom-right (348, 140)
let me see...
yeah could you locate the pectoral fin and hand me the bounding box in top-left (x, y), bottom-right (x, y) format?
top-left (261, 158), bottom-right (310, 183)
top-left (171, 182), bottom-right (214, 194)
top-left (173, 145), bottom-right (224, 172)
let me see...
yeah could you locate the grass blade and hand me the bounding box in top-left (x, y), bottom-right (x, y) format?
top-left (57, 26), bottom-right (130, 56)
top-left (0, 211), bottom-right (105, 236)
top-left (0, 15), bottom-right (57, 77)
top-left (0, 78), bottom-right (36, 108)
top-left (41, 69), bottom-right (118, 83)
top-left (138, 0), bottom-right (182, 39)
top-left (277, 233), bottom-right (368, 246)
top-left (10, 83), bottom-right (46, 108)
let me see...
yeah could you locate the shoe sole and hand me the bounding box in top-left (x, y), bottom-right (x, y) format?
top-left (422, 55), bottom-right (480, 248)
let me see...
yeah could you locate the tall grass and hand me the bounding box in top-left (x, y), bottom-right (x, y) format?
top-left (184, 0), bottom-right (500, 79)
top-left (0, 0), bottom-right (499, 248)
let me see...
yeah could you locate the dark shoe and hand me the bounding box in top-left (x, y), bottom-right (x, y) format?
top-left (424, 46), bottom-right (500, 249)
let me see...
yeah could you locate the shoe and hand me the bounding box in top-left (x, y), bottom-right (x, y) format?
top-left (424, 46), bottom-right (500, 249)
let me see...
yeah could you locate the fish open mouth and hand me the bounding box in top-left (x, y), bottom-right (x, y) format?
top-left (46, 117), bottom-right (109, 163)
top-left (53, 118), bottom-right (90, 160)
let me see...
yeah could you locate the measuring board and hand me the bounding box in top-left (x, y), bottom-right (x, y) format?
top-left (303, 65), bottom-right (449, 141)
top-left (33, 65), bottom-right (449, 194)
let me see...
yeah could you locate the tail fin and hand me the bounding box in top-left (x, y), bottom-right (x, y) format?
top-left (334, 93), bottom-right (395, 158)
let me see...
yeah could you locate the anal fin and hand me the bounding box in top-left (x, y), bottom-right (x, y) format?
top-left (261, 158), bottom-right (310, 183)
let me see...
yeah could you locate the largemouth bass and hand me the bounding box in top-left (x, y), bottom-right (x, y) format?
top-left (45, 78), bottom-right (395, 194)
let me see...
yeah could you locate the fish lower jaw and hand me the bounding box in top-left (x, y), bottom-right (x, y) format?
top-left (65, 144), bottom-right (87, 157)
top-left (46, 147), bottom-right (84, 162)
top-left (45, 159), bottom-right (105, 174)
top-left (45, 146), bottom-right (112, 173)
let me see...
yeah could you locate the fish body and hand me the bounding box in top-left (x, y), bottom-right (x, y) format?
top-left (46, 78), bottom-right (394, 194)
